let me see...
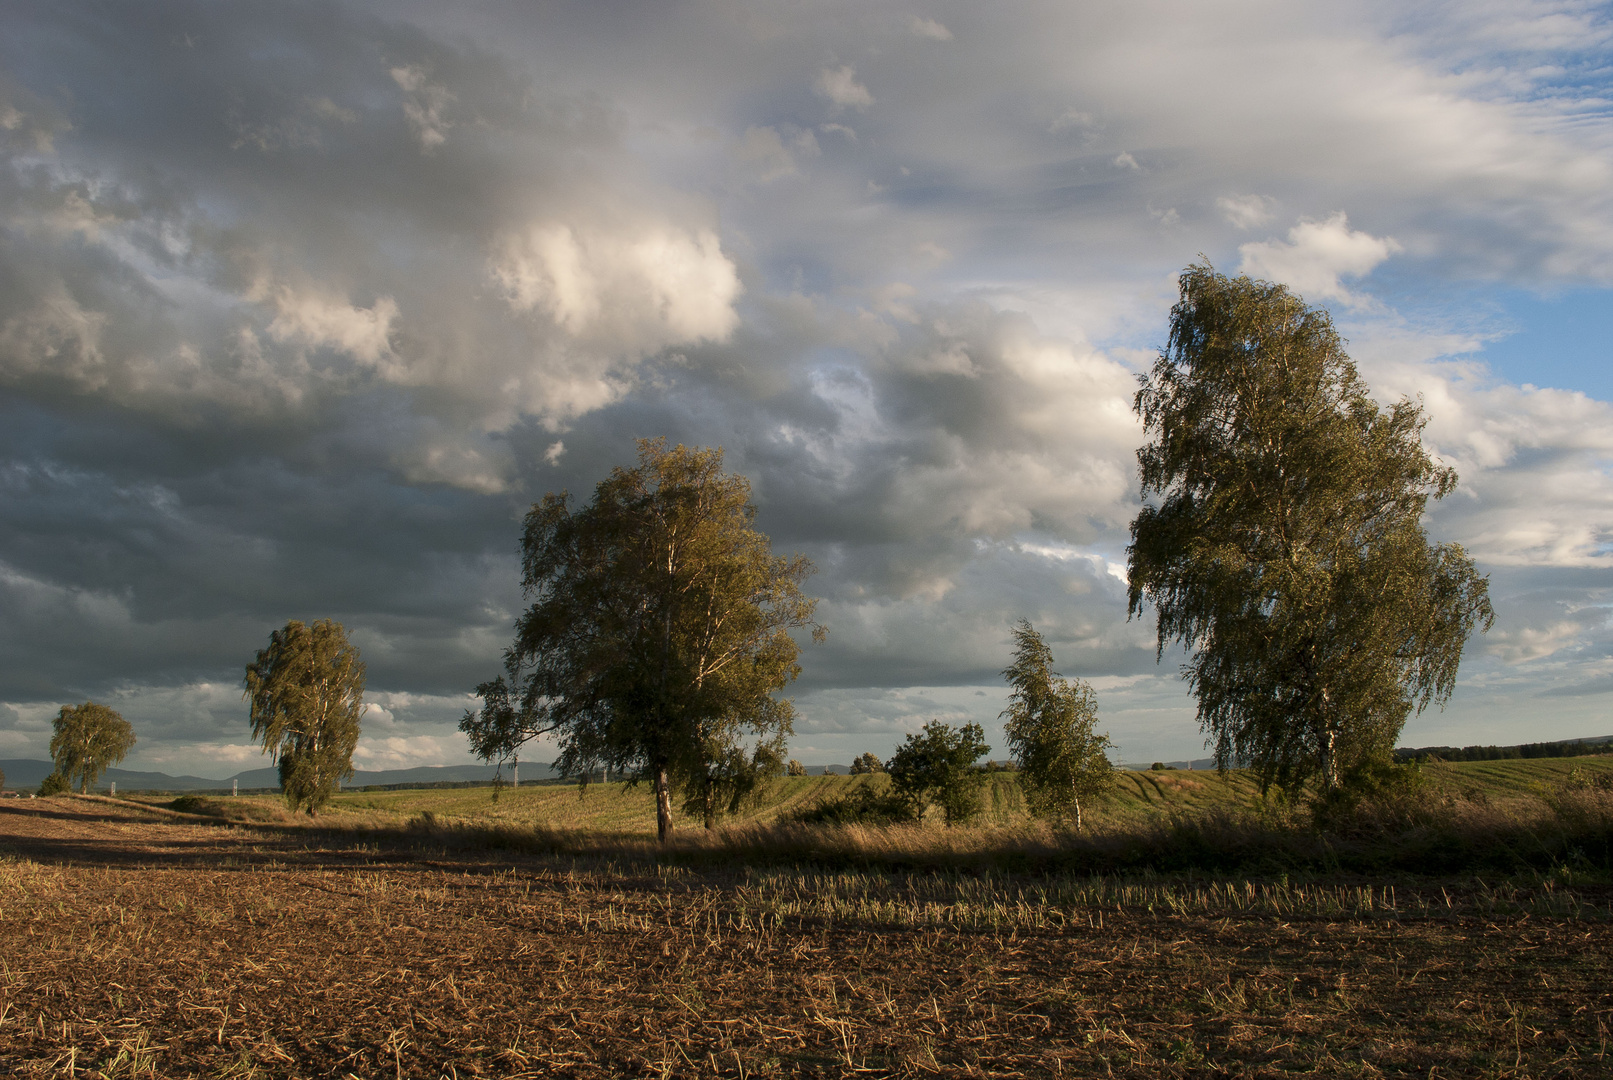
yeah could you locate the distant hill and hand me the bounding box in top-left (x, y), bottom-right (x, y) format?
top-left (1119, 758), bottom-right (1218, 772)
top-left (4, 734), bottom-right (1606, 793)
top-left (0, 759), bottom-right (555, 792)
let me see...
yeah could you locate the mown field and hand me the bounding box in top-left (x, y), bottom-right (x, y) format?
top-left (0, 760), bottom-right (1609, 1077)
top-left (287, 756), bottom-right (1613, 832)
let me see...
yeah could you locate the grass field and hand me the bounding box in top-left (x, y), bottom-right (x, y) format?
top-left (312, 756), bottom-right (1613, 832)
top-left (1, 759), bottom-right (1609, 1077)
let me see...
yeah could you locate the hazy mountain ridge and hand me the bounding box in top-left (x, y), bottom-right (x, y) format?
top-left (0, 760), bottom-right (537, 791)
top-left (4, 735), bottom-right (1607, 791)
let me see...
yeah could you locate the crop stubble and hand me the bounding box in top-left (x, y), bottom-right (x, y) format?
top-left (0, 798), bottom-right (1609, 1077)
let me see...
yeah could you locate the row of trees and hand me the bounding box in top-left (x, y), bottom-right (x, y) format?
top-left (457, 442), bottom-right (1118, 837)
top-left (25, 617), bottom-right (365, 814)
top-left (459, 264), bottom-right (1492, 837)
top-left (24, 266), bottom-right (1491, 834)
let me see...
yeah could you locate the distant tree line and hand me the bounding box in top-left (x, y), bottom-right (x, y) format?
top-left (1395, 738), bottom-right (1613, 763)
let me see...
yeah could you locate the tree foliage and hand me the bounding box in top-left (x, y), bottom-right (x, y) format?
top-left (38, 771), bottom-right (72, 797)
top-left (1000, 620), bottom-right (1112, 829)
top-left (848, 752), bottom-right (884, 775)
top-left (49, 701), bottom-right (136, 794)
top-left (1127, 264), bottom-right (1494, 794)
top-left (475, 439), bottom-right (823, 841)
top-left (680, 732), bottom-right (786, 828)
top-left (244, 619), bottom-right (366, 815)
top-left (459, 673), bottom-right (528, 788)
top-left (886, 721), bottom-right (991, 824)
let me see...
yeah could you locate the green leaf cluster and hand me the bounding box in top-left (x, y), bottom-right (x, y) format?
top-left (490, 438), bottom-right (823, 841)
top-left (49, 701), bottom-right (136, 794)
top-left (1000, 620), bottom-right (1112, 829)
top-left (887, 720), bottom-right (991, 824)
top-left (1127, 265), bottom-right (1494, 795)
top-left (38, 771), bottom-right (72, 797)
top-left (244, 618), bottom-right (365, 815)
top-left (848, 752), bottom-right (884, 775)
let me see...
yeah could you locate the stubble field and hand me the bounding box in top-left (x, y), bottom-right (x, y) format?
top-left (1, 788), bottom-right (1610, 1078)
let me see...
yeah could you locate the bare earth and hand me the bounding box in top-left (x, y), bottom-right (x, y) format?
top-left (0, 796), bottom-right (1609, 1078)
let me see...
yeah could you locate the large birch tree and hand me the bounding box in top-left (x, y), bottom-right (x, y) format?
top-left (476, 439), bottom-right (822, 842)
top-left (1127, 265), bottom-right (1493, 795)
top-left (50, 701), bottom-right (136, 794)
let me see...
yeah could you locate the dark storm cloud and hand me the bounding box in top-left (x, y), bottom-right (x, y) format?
top-left (2, 0), bottom-right (1612, 771)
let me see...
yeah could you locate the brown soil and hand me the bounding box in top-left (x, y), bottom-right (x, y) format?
top-left (1, 796), bottom-right (1609, 1077)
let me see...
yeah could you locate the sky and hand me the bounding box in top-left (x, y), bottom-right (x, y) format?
top-left (2, 0), bottom-right (1612, 778)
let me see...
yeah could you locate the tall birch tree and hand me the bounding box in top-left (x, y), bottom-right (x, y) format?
top-left (481, 439), bottom-right (822, 842)
top-left (1127, 264), bottom-right (1493, 795)
top-left (244, 619), bottom-right (366, 814)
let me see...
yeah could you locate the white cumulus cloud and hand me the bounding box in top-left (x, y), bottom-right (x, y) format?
top-left (1237, 212), bottom-right (1401, 305)
top-left (491, 219), bottom-right (741, 355)
top-left (815, 65), bottom-right (874, 111)
top-left (1217, 193), bottom-right (1275, 229)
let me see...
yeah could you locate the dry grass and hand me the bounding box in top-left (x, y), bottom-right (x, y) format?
top-left (1, 795), bottom-right (1611, 1077)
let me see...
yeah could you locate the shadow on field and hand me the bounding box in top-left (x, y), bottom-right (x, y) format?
top-left (5, 778), bottom-right (1612, 884)
top-left (391, 781), bottom-right (1613, 881)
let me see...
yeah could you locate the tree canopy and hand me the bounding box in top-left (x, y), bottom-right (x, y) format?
top-left (1000, 620), bottom-right (1112, 828)
top-left (473, 438), bottom-right (822, 841)
top-left (848, 752), bottom-right (884, 775)
top-left (886, 720), bottom-right (991, 824)
top-left (49, 701), bottom-right (135, 794)
top-left (1127, 264), bottom-right (1493, 794)
top-left (244, 618), bottom-right (366, 814)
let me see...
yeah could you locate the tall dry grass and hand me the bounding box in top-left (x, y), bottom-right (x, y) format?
top-left (386, 776), bottom-right (1613, 878)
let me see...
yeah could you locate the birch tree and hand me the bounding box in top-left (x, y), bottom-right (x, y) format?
top-left (485, 439), bottom-right (822, 842)
top-left (1000, 621), bottom-right (1111, 829)
top-left (244, 619), bottom-right (365, 814)
top-left (1127, 264), bottom-right (1493, 795)
top-left (50, 701), bottom-right (136, 794)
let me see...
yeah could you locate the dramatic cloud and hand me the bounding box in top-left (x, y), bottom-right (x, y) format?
top-left (1, 0), bottom-right (1611, 774)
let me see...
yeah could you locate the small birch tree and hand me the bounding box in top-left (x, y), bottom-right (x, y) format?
top-left (1000, 621), bottom-right (1112, 830)
top-left (49, 701), bottom-right (136, 794)
top-left (244, 619), bottom-right (365, 814)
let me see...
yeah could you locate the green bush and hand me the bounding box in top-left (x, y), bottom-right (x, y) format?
top-left (38, 772), bottom-right (72, 796)
top-left (887, 721), bottom-right (990, 824)
top-left (788, 785), bottom-right (912, 825)
top-left (1308, 758), bottom-right (1431, 834)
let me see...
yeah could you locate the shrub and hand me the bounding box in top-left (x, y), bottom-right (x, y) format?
top-left (1308, 758), bottom-right (1431, 835)
top-left (38, 772), bottom-right (72, 797)
top-left (788, 785), bottom-right (912, 825)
